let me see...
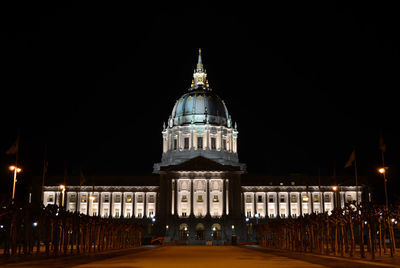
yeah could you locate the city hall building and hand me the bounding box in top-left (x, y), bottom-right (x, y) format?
top-left (42, 50), bottom-right (364, 243)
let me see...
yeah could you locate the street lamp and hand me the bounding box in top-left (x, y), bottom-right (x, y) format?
top-left (332, 185), bottom-right (338, 208)
top-left (59, 185), bottom-right (66, 207)
top-left (378, 167), bottom-right (389, 210)
top-left (9, 165), bottom-right (22, 203)
top-left (89, 195), bottom-right (95, 216)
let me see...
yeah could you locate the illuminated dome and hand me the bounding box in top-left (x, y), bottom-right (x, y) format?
top-left (154, 49), bottom-right (245, 173)
top-left (171, 86), bottom-right (230, 127)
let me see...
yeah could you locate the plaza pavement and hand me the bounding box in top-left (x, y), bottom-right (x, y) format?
top-left (1, 245), bottom-right (399, 268)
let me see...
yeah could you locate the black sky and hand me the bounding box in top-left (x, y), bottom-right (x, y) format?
top-left (0, 2), bottom-right (399, 202)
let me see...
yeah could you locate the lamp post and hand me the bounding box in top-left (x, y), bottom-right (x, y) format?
top-left (59, 185), bottom-right (66, 207)
top-left (378, 167), bottom-right (388, 210)
top-left (89, 195), bottom-right (95, 216)
top-left (9, 165), bottom-right (22, 203)
top-left (332, 185), bottom-right (338, 208)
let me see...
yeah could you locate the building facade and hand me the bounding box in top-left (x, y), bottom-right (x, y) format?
top-left (42, 50), bottom-right (363, 243)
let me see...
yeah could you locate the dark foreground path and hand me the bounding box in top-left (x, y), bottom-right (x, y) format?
top-left (2, 245), bottom-right (399, 268)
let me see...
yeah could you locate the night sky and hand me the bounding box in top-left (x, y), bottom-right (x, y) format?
top-left (1, 2), bottom-right (399, 202)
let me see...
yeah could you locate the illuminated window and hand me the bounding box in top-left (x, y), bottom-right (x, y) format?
top-left (313, 195), bottom-right (319, 202)
top-left (302, 195), bottom-right (309, 202)
top-left (125, 195), bottom-right (132, 203)
top-left (181, 195), bottom-right (187, 202)
top-left (197, 195), bottom-right (203, 202)
top-left (213, 195), bottom-right (219, 202)
top-left (197, 137), bottom-right (203, 149)
top-left (184, 137), bottom-right (189, 149)
top-left (211, 137), bottom-right (216, 149)
top-left (257, 195), bottom-right (263, 203)
top-left (245, 195), bottom-right (252, 203)
top-left (279, 182), bottom-right (284, 186)
top-left (92, 196), bottom-right (98, 203)
top-left (148, 195), bottom-right (155, 203)
top-left (137, 195), bottom-right (144, 203)
top-left (81, 194), bottom-right (87, 203)
top-left (324, 194), bottom-right (331, 202)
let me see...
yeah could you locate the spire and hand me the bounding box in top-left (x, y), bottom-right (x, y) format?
top-left (192, 48), bottom-right (209, 89)
top-left (197, 48), bottom-right (203, 70)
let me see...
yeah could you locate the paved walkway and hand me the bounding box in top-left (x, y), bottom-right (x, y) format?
top-left (2, 245), bottom-right (399, 268)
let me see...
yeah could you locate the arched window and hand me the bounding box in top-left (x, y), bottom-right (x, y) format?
top-left (211, 223), bottom-right (221, 240)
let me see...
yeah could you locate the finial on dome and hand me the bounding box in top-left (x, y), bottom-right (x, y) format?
top-left (197, 48), bottom-right (203, 70)
top-left (192, 48), bottom-right (208, 88)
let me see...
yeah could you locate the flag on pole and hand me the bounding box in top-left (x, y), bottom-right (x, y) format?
top-left (344, 150), bottom-right (356, 168)
top-left (5, 137), bottom-right (19, 155)
top-left (80, 169), bottom-right (87, 186)
top-left (379, 135), bottom-right (386, 153)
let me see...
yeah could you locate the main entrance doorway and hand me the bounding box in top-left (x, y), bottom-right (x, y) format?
top-left (195, 223), bottom-right (205, 240)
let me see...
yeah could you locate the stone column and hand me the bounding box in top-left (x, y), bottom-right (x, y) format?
top-left (171, 179), bottom-right (175, 215)
top-left (276, 192), bottom-right (280, 218)
top-left (206, 180), bottom-right (210, 216)
top-left (225, 179), bottom-right (229, 215)
top-left (190, 179), bottom-right (194, 216)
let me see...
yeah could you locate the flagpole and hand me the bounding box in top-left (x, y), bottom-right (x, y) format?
top-left (382, 147), bottom-right (388, 210)
top-left (41, 144), bottom-right (48, 204)
top-left (318, 168), bottom-right (323, 213)
top-left (354, 148), bottom-right (359, 205)
top-left (12, 131), bottom-right (20, 204)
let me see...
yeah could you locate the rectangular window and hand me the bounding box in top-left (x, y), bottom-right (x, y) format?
top-left (148, 195), bottom-right (155, 203)
top-left (115, 209), bottom-right (120, 218)
top-left (126, 209), bottom-right (131, 218)
top-left (104, 194), bottom-right (110, 203)
top-left (115, 195), bottom-right (121, 203)
top-left (223, 139), bottom-right (227, 150)
top-left (197, 195), bottom-right (203, 202)
top-left (324, 194), bottom-right (331, 202)
top-left (246, 195), bottom-right (252, 203)
top-left (257, 195), bottom-right (263, 203)
top-left (181, 195), bottom-right (187, 202)
top-left (302, 195), bottom-right (309, 202)
top-left (211, 137), bottom-right (216, 149)
top-left (197, 137), bottom-right (203, 149)
top-left (81, 194), bottom-right (87, 203)
top-left (213, 195), bottom-right (219, 202)
top-left (174, 139), bottom-right (177, 150)
top-left (149, 209), bottom-right (154, 216)
top-left (280, 196), bottom-right (285, 203)
top-left (92, 195), bottom-right (98, 203)
top-left (184, 137), bottom-right (189, 149)
top-left (137, 195), bottom-right (144, 203)
top-left (313, 195), bottom-right (319, 202)
top-left (138, 209), bottom-right (143, 218)
top-left (104, 208), bottom-right (109, 217)
top-left (126, 195), bottom-right (132, 203)
top-left (69, 194), bottom-right (76, 203)
top-left (269, 196), bottom-right (274, 203)
top-left (290, 195), bottom-right (297, 203)
top-left (346, 195), bottom-right (353, 202)
top-left (47, 195), bottom-right (54, 203)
